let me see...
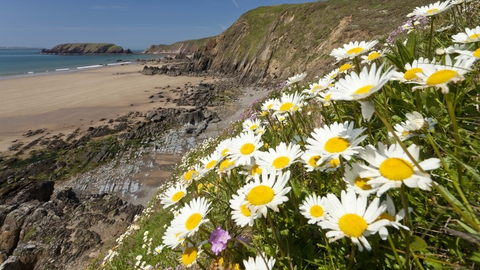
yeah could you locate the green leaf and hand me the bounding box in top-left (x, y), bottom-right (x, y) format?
top-left (410, 235), bottom-right (427, 251)
top-left (469, 252), bottom-right (480, 263)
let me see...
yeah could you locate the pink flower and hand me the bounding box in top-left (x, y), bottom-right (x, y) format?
top-left (209, 227), bottom-right (231, 255)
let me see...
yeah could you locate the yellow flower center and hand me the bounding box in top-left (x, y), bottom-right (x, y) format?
top-left (272, 156), bottom-right (290, 169)
top-left (251, 164), bottom-right (262, 176)
top-left (404, 67), bottom-right (423, 80)
top-left (206, 160), bottom-right (217, 170)
top-left (185, 213), bottom-right (202, 231)
top-left (267, 103), bottom-right (273, 109)
top-left (347, 47), bottom-right (364, 55)
top-left (402, 130), bottom-right (411, 138)
top-left (427, 8), bottom-right (438, 15)
top-left (354, 176), bottom-right (372, 190)
top-left (367, 52), bottom-right (381, 61)
top-left (240, 143), bottom-right (255, 155)
top-left (249, 124), bottom-right (258, 131)
top-left (339, 63), bottom-right (353, 72)
top-left (184, 170), bottom-right (198, 181)
top-left (280, 102), bottom-right (294, 111)
top-left (338, 213), bottom-right (368, 237)
top-left (240, 204), bottom-right (251, 217)
top-left (329, 158), bottom-right (340, 168)
top-left (171, 191), bottom-right (185, 202)
top-left (379, 157), bottom-right (414, 181)
top-left (221, 148), bottom-right (229, 156)
top-left (353, 84), bottom-right (374, 95)
top-left (310, 205), bottom-right (324, 218)
top-left (324, 94), bottom-right (331, 101)
top-left (469, 33), bottom-right (480, 40)
top-left (181, 247), bottom-right (198, 266)
top-left (377, 212), bottom-right (395, 222)
top-left (308, 155), bottom-right (320, 167)
top-left (324, 136), bottom-right (350, 153)
top-left (473, 48), bottom-right (480, 58)
top-left (219, 159), bottom-right (232, 172)
top-left (247, 185), bottom-right (274, 206)
top-left (426, 70), bottom-right (457, 85)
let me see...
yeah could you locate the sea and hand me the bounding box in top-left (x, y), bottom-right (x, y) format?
top-left (0, 49), bottom-right (162, 79)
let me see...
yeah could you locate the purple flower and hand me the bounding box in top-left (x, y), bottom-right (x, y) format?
top-left (209, 227), bottom-right (231, 255)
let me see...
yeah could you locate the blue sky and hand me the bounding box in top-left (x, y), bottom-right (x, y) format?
top-left (0, 0), bottom-right (316, 50)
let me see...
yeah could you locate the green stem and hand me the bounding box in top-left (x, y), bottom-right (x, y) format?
top-left (346, 244), bottom-right (356, 270)
top-left (287, 111), bottom-right (306, 150)
top-left (332, 101), bottom-right (344, 123)
top-left (445, 93), bottom-right (463, 185)
top-left (387, 235), bottom-right (404, 270)
top-left (427, 17), bottom-right (434, 60)
top-left (399, 186), bottom-right (411, 262)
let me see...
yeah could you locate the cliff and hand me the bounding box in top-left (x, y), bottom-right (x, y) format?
top-left (153, 0), bottom-right (436, 85)
top-left (40, 43), bottom-right (133, 55)
top-left (142, 37), bottom-right (214, 55)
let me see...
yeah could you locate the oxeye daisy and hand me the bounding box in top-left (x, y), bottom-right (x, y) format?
top-left (271, 92), bottom-right (304, 115)
top-left (217, 158), bottom-right (236, 175)
top-left (361, 50), bottom-right (385, 64)
top-left (300, 194), bottom-right (328, 224)
top-left (215, 138), bottom-right (233, 158)
top-left (392, 111), bottom-right (435, 141)
top-left (377, 195), bottom-right (411, 240)
top-left (329, 63), bottom-right (394, 120)
top-left (256, 142), bottom-right (302, 172)
top-left (229, 190), bottom-right (260, 227)
top-left (319, 190), bottom-right (389, 252)
top-left (330, 40), bottom-right (379, 61)
top-left (359, 142), bottom-right (441, 196)
top-left (391, 57), bottom-right (435, 82)
top-left (228, 131), bottom-right (263, 166)
top-left (242, 118), bottom-right (263, 133)
top-left (412, 54), bottom-right (475, 93)
top-left (261, 98), bottom-right (279, 113)
top-left (455, 48), bottom-right (480, 62)
top-left (241, 170), bottom-right (291, 218)
top-left (286, 72), bottom-right (307, 86)
top-left (200, 151), bottom-right (222, 172)
top-left (452, 26), bottom-right (480, 43)
top-left (180, 244), bottom-right (203, 268)
top-left (159, 184), bottom-right (187, 209)
top-left (343, 163), bottom-right (380, 196)
top-left (325, 68), bottom-right (340, 80)
top-left (300, 151), bottom-right (329, 172)
top-left (339, 62), bottom-right (354, 73)
top-left (171, 197), bottom-right (211, 238)
top-left (305, 121), bottom-right (367, 161)
top-left (243, 253), bottom-right (276, 270)
top-left (303, 78), bottom-right (331, 97)
top-left (317, 90), bottom-right (332, 106)
top-left (410, 1), bottom-right (453, 17)
top-left (162, 225), bottom-right (185, 249)
top-left (181, 164), bottom-right (204, 186)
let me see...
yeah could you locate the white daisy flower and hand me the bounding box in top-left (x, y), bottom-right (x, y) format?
top-left (180, 164), bottom-right (204, 186)
top-left (455, 47), bottom-right (480, 62)
top-left (162, 224), bottom-right (186, 249)
top-left (271, 92), bottom-right (304, 115)
top-left (215, 138), bottom-right (233, 158)
top-left (306, 121), bottom-right (367, 161)
top-left (159, 184), bottom-right (187, 209)
top-left (391, 57), bottom-right (436, 82)
top-left (243, 253), bottom-right (276, 270)
top-left (410, 1), bottom-right (453, 17)
top-left (241, 170), bottom-right (291, 218)
top-left (242, 118), bottom-right (263, 133)
top-left (317, 91), bottom-right (332, 106)
top-left (361, 50), bottom-right (385, 64)
top-left (257, 142), bottom-right (302, 172)
top-left (330, 63), bottom-right (394, 120)
top-left (392, 111), bottom-right (436, 141)
top-left (444, 43), bottom-right (467, 54)
top-left (261, 98), bottom-right (279, 112)
top-left (359, 143), bottom-right (441, 196)
top-left (412, 54), bottom-right (476, 93)
top-left (303, 78), bottom-right (331, 97)
top-left (377, 195), bottom-right (411, 240)
top-left (343, 163), bottom-right (380, 196)
top-left (228, 131), bottom-right (263, 167)
top-left (452, 26), bottom-right (480, 43)
top-left (217, 158), bottom-right (236, 175)
top-left (170, 197), bottom-right (211, 239)
top-left (339, 62), bottom-right (354, 73)
top-left (330, 40), bottom-right (379, 61)
top-left (300, 151), bottom-right (329, 172)
top-left (200, 151), bottom-right (222, 172)
top-left (180, 244), bottom-right (203, 268)
top-left (319, 190), bottom-right (389, 251)
top-left (229, 189), bottom-right (260, 227)
top-left (325, 68), bottom-right (340, 80)
top-left (300, 194), bottom-right (328, 224)
top-left (286, 72), bottom-right (307, 85)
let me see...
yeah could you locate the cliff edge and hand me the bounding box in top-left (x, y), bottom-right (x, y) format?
top-left (40, 43), bottom-right (133, 55)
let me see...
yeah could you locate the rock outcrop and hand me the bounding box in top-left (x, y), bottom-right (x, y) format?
top-left (40, 43), bottom-right (133, 55)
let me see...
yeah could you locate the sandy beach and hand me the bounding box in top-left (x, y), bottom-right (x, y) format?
top-left (0, 64), bottom-right (213, 155)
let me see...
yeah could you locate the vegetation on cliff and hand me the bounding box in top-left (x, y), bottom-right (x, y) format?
top-left (95, 0), bottom-right (480, 269)
top-left (142, 37), bottom-right (215, 55)
top-left (40, 43), bottom-right (132, 55)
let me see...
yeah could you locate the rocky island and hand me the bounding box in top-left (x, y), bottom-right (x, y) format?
top-left (40, 43), bottom-right (133, 55)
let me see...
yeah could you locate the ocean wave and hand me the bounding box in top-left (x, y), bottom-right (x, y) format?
top-left (55, 68), bottom-right (70, 71)
top-left (76, 64), bottom-right (104, 70)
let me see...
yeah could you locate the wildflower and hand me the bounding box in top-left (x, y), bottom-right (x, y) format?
top-left (300, 194), bottom-right (328, 224)
top-left (330, 40), bottom-right (379, 61)
top-left (230, 190), bottom-right (260, 227)
top-left (319, 190), bottom-right (389, 251)
top-left (159, 184), bottom-right (187, 209)
top-left (200, 151), bottom-right (222, 172)
top-left (452, 26), bottom-right (480, 43)
top-left (286, 72), bottom-right (307, 85)
top-left (217, 158), bottom-right (236, 174)
top-left (257, 142), bottom-right (302, 172)
top-left (261, 98), bottom-right (279, 112)
top-left (228, 131), bottom-right (263, 166)
top-left (170, 197), bottom-right (211, 239)
top-left (391, 57), bottom-right (435, 82)
top-left (181, 164), bottom-right (204, 185)
top-left (303, 78), bottom-right (331, 97)
top-left (215, 138), bottom-right (233, 157)
top-left (412, 54), bottom-right (475, 93)
top-left (180, 244), bottom-right (203, 268)
top-left (393, 111), bottom-right (435, 141)
top-left (300, 151), bottom-right (328, 172)
top-left (330, 63), bottom-right (394, 120)
top-left (359, 142), bottom-right (441, 196)
top-left (377, 195), bottom-right (411, 240)
top-left (209, 227), bottom-right (231, 255)
top-left (243, 118), bottom-right (263, 132)
top-left (243, 253), bottom-right (276, 270)
top-left (154, 245), bottom-right (164, 254)
top-left (361, 50), bottom-right (385, 64)
top-left (409, 1), bottom-right (453, 17)
top-left (271, 92), bottom-right (304, 115)
top-left (455, 47), bottom-right (480, 62)
top-left (325, 68), bottom-right (340, 80)
top-left (162, 224), bottom-right (185, 248)
top-left (241, 170), bottom-right (291, 217)
top-left (306, 121), bottom-right (367, 161)
top-left (343, 162), bottom-right (380, 196)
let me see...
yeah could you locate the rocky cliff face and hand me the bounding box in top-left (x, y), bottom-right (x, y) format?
top-left (142, 37), bottom-right (213, 55)
top-left (155, 0), bottom-right (435, 85)
top-left (40, 43), bottom-right (133, 55)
